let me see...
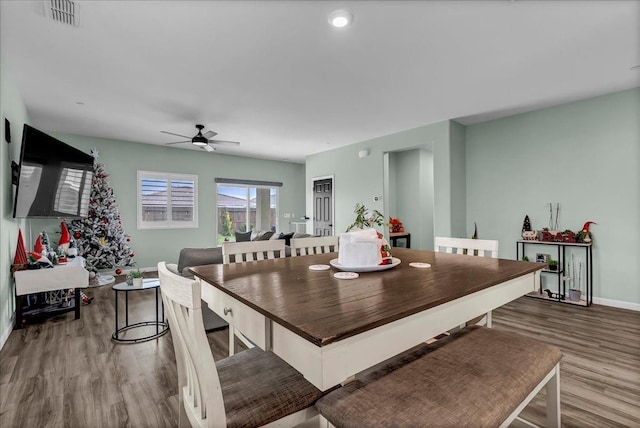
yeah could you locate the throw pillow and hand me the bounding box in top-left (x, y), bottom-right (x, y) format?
top-left (235, 231), bottom-right (252, 242)
top-left (254, 231), bottom-right (274, 241)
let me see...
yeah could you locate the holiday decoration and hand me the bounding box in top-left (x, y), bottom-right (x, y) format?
top-left (115, 268), bottom-right (122, 275)
top-left (389, 217), bottom-right (404, 233)
top-left (34, 235), bottom-right (44, 254)
top-left (12, 229), bottom-right (28, 270)
top-left (70, 153), bottom-right (135, 272)
top-left (40, 230), bottom-right (54, 255)
top-left (576, 221), bottom-right (596, 244)
top-left (58, 221), bottom-right (71, 253)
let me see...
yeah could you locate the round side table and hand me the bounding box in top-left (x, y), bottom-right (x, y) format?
top-left (112, 278), bottom-right (169, 344)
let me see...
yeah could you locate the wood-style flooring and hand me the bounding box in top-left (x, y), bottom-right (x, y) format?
top-left (1, 279), bottom-right (638, 427)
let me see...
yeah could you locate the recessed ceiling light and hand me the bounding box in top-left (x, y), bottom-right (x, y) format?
top-left (76, 101), bottom-right (85, 105)
top-left (328, 10), bottom-right (353, 28)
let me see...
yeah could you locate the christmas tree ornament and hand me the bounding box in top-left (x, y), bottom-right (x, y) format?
top-left (521, 215), bottom-right (537, 240)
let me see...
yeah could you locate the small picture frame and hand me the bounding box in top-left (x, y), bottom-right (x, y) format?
top-left (536, 253), bottom-right (550, 264)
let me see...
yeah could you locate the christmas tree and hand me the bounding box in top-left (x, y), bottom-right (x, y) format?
top-left (71, 150), bottom-right (135, 272)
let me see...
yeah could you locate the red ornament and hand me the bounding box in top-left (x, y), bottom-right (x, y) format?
top-left (126, 237), bottom-right (131, 242)
top-left (103, 218), bottom-right (108, 224)
top-left (74, 232), bottom-right (81, 239)
top-left (115, 268), bottom-right (122, 275)
top-left (130, 253), bottom-right (135, 257)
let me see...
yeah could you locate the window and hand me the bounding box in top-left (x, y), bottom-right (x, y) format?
top-left (215, 178), bottom-right (281, 245)
top-left (137, 171), bottom-right (197, 229)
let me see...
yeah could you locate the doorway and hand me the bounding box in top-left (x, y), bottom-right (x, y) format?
top-left (313, 177), bottom-right (333, 236)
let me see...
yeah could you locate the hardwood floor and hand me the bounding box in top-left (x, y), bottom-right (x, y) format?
top-left (1, 281), bottom-right (638, 427)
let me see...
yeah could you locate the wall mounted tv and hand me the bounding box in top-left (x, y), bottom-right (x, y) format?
top-left (13, 125), bottom-right (94, 218)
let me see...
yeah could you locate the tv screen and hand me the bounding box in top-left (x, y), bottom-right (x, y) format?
top-left (13, 125), bottom-right (94, 218)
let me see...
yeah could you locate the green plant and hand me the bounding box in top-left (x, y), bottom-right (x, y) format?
top-left (547, 259), bottom-right (558, 271)
top-left (346, 203), bottom-right (386, 232)
top-left (129, 269), bottom-right (143, 278)
top-left (221, 211), bottom-right (233, 237)
top-left (522, 256), bottom-right (530, 262)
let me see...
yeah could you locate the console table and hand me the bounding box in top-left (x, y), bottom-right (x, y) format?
top-left (13, 257), bottom-right (89, 328)
top-left (389, 232), bottom-right (411, 248)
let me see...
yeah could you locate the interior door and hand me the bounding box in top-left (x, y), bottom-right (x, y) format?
top-left (313, 178), bottom-right (333, 236)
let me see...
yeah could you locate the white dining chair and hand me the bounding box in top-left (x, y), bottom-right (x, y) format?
top-left (222, 240), bottom-right (286, 264)
top-left (434, 236), bottom-right (499, 327)
top-left (290, 236), bottom-right (338, 256)
top-left (221, 240), bottom-right (286, 354)
top-left (157, 262), bottom-right (322, 428)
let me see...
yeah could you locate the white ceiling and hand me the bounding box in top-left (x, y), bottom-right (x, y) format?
top-left (1, 1), bottom-right (639, 163)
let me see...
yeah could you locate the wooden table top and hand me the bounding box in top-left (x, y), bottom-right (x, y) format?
top-left (191, 248), bottom-right (542, 347)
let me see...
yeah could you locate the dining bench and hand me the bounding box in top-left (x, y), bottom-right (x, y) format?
top-left (316, 325), bottom-right (562, 428)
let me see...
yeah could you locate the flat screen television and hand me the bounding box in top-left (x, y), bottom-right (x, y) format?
top-left (13, 124), bottom-right (94, 218)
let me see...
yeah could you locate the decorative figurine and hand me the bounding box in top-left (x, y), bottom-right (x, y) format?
top-left (576, 221), bottom-right (596, 244)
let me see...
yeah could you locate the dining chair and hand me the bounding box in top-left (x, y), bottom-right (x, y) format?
top-left (157, 262), bottom-right (322, 428)
top-left (434, 236), bottom-right (499, 327)
top-left (221, 240), bottom-right (286, 354)
top-left (222, 240), bottom-right (286, 264)
top-left (290, 236), bottom-right (338, 256)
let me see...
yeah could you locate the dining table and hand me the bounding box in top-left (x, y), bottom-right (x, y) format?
top-left (191, 247), bottom-right (543, 391)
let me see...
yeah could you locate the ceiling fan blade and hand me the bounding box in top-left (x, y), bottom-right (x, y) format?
top-left (209, 139), bottom-right (240, 146)
top-left (165, 140), bottom-right (191, 145)
top-left (161, 130), bottom-right (192, 139)
top-left (203, 130), bottom-right (218, 139)
top-left (202, 145), bottom-right (216, 152)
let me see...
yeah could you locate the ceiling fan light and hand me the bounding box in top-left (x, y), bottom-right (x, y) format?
top-left (203, 145), bottom-right (215, 152)
top-left (192, 135), bottom-right (208, 146)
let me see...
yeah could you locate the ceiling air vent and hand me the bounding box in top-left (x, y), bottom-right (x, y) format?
top-left (44, 0), bottom-right (79, 27)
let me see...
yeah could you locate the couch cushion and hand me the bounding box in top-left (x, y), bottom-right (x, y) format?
top-left (235, 231), bottom-right (252, 242)
top-left (253, 230), bottom-right (275, 241)
top-left (177, 247), bottom-right (223, 274)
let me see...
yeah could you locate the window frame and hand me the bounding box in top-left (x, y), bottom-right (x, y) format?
top-left (137, 170), bottom-right (198, 229)
top-left (215, 181), bottom-right (280, 243)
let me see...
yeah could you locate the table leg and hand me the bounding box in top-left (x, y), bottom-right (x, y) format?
top-left (155, 287), bottom-right (159, 335)
top-left (74, 288), bottom-right (81, 319)
top-left (407, 234), bottom-right (411, 249)
top-left (114, 290), bottom-right (119, 340)
top-left (125, 291), bottom-right (129, 326)
top-left (15, 295), bottom-right (24, 330)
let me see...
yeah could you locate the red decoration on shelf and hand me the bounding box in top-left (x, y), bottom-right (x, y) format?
top-left (115, 268), bottom-right (122, 275)
top-left (34, 235), bottom-right (44, 254)
top-left (389, 217), bottom-right (404, 233)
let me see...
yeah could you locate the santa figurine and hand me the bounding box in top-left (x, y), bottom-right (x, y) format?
top-left (58, 221), bottom-right (71, 254)
top-left (34, 235), bottom-right (46, 256)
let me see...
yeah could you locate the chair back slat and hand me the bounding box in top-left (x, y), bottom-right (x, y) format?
top-left (158, 262), bottom-right (226, 428)
top-left (290, 236), bottom-right (338, 257)
top-left (434, 237), bottom-right (499, 258)
top-left (222, 240), bottom-right (286, 264)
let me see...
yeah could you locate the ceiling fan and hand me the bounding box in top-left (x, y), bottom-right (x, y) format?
top-left (162, 124), bottom-right (240, 152)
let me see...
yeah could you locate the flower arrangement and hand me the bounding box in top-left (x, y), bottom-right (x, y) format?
top-left (346, 203), bottom-right (386, 232)
top-left (389, 217), bottom-right (404, 233)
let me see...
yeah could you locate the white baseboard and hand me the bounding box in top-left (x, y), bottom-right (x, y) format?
top-left (593, 297), bottom-right (640, 312)
top-left (0, 312), bottom-right (16, 351)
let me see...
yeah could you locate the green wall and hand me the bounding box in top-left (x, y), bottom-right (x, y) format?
top-left (466, 88), bottom-right (640, 305)
top-left (305, 120), bottom-right (458, 238)
top-left (0, 55), bottom-right (29, 345)
top-left (28, 134), bottom-right (306, 270)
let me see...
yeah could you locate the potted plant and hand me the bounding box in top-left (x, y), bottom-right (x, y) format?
top-left (521, 256), bottom-right (530, 262)
top-left (129, 269), bottom-right (144, 287)
top-left (547, 259), bottom-right (558, 271)
top-left (346, 203), bottom-right (386, 232)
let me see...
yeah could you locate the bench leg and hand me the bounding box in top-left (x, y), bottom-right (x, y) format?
top-left (547, 364), bottom-right (561, 428)
top-left (486, 310), bottom-right (493, 328)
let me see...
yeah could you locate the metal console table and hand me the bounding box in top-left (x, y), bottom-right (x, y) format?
top-left (517, 240), bottom-right (593, 307)
top-left (112, 278), bottom-right (169, 343)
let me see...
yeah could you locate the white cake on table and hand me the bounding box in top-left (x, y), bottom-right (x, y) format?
top-left (338, 228), bottom-right (391, 267)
